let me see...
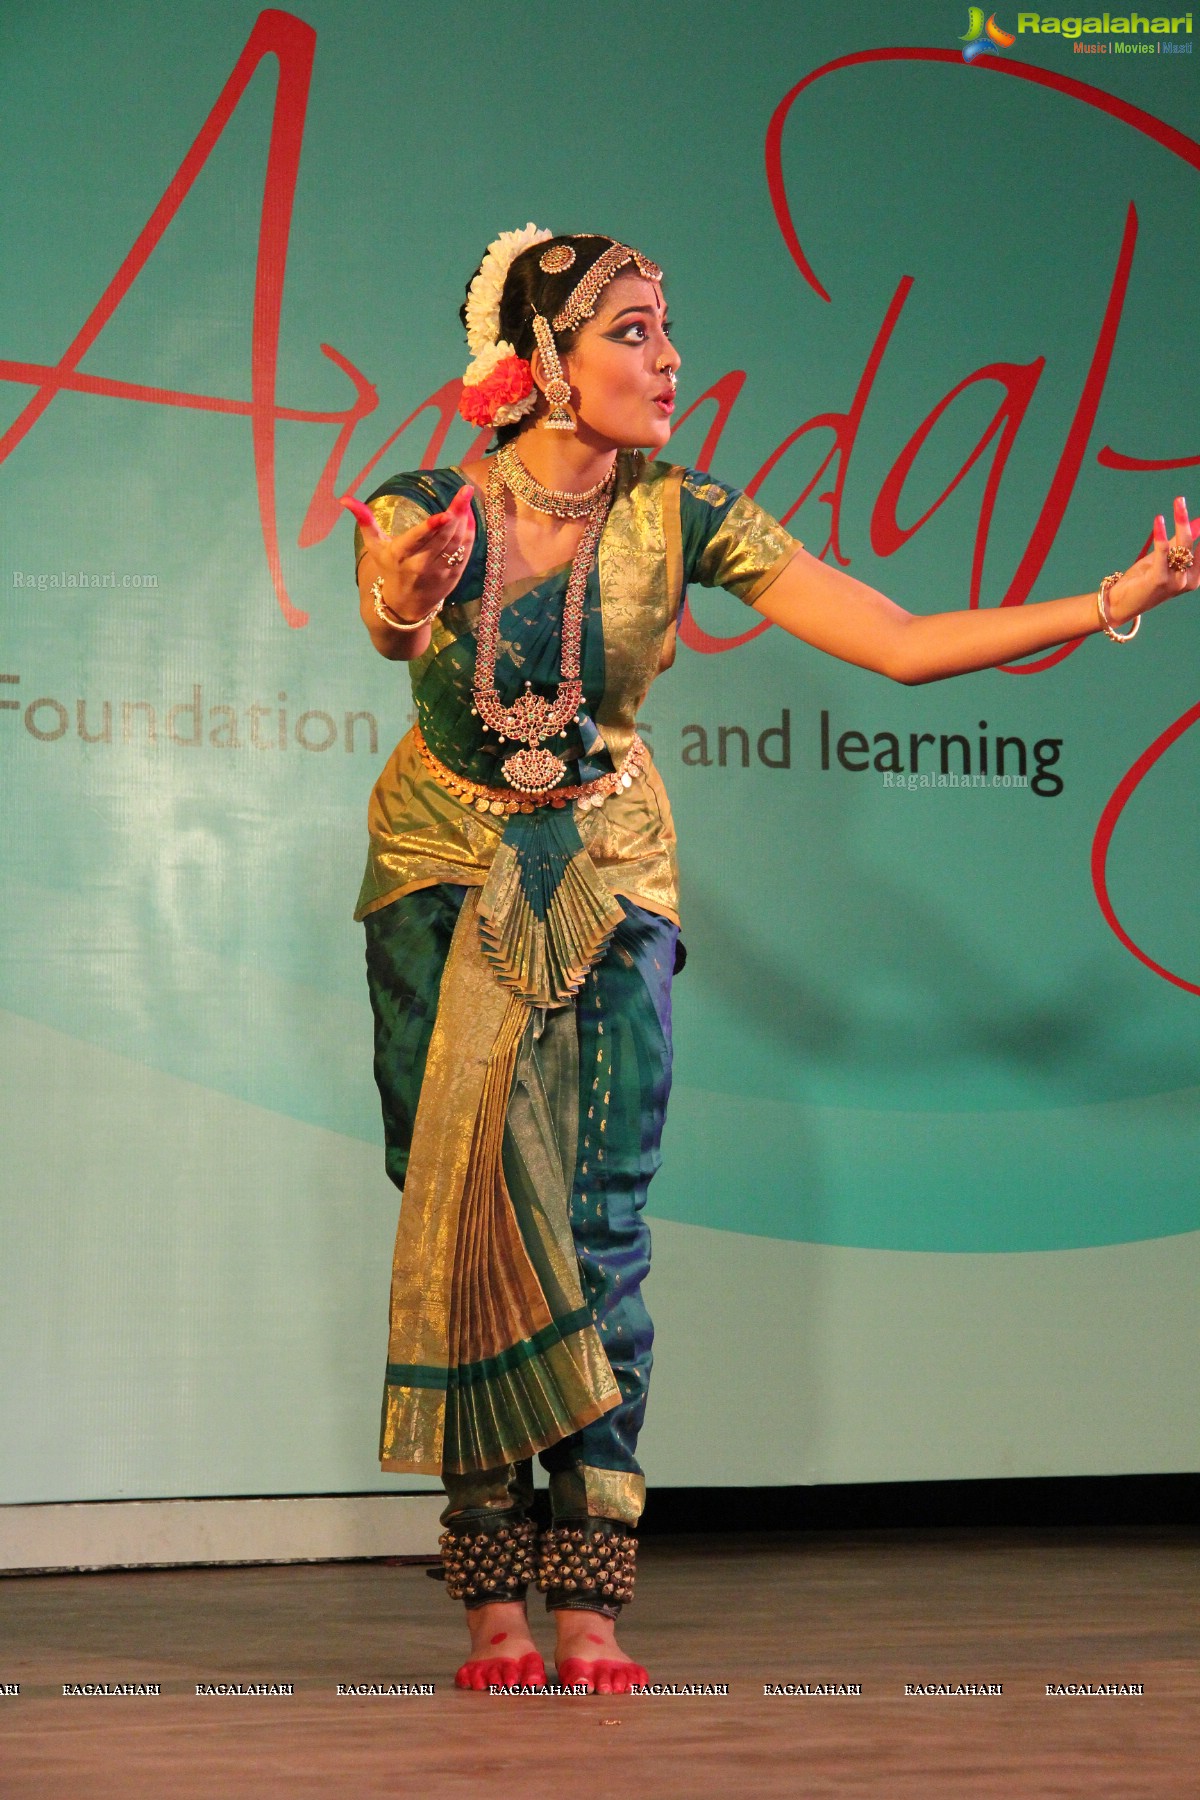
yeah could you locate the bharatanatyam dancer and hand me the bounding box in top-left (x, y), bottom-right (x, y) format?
top-left (342, 225), bottom-right (1197, 1694)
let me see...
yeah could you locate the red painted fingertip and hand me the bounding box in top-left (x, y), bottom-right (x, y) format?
top-left (1174, 495), bottom-right (1189, 518)
top-left (1153, 515), bottom-right (1168, 546)
top-left (339, 495), bottom-right (378, 532)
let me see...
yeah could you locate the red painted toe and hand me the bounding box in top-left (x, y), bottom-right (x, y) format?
top-left (455, 1651), bottom-right (546, 1692)
top-left (555, 1656), bottom-right (649, 1695)
top-left (556, 1655), bottom-right (596, 1691)
top-left (454, 1658), bottom-right (492, 1691)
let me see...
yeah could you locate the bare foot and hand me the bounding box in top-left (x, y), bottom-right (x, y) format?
top-left (454, 1600), bottom-right (546, 1692)
top-left (554, 1610), bottom-right (648, 1695)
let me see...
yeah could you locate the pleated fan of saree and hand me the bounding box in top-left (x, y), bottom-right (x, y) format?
top-left (379, 890), bottom-right (620, 1473)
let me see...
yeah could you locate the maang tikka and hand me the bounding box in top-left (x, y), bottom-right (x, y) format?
top-left (530, 241), bottom-right (665, 431)
top-left (531, 312), bottom-right (575, 431)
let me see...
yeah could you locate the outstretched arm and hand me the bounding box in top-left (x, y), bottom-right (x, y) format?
top-left (753, 498), bottom-right (1198, 685)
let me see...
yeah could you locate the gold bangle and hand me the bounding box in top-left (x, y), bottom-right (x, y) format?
top-left (371, 576), bottom-right (444, 632)
top-left (1096, 571), bottom-right (1140, 643)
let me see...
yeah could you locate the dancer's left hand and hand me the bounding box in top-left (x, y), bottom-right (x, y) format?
top-left (1105, 496), bottom-right (1199, 625)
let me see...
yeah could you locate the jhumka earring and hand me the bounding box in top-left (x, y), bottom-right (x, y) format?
top-left (532, 313), bottom-right (575, 431)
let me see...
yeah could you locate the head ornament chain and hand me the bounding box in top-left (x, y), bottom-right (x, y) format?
top-left (552, 242), bottom-right (663, 331)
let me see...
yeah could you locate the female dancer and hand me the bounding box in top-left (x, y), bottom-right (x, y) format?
top-left (345, 226), bottom-right (1196, 1696)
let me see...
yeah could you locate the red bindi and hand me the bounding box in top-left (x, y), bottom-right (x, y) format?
top-left (586, 1632), bottom-right (605, 1645)
top-left (489, 1632), bottom-right (507, 1645)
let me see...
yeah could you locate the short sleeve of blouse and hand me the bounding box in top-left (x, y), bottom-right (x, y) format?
top-left (679, 469), bottom-right (803, 606)
top-left (352, 471), bottom-right (449, 572)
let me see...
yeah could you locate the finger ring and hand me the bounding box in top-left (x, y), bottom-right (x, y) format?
top-left (1166, 544), bottom-right (1194, 574)
top-left (442, 546), bottom-right (467, 568)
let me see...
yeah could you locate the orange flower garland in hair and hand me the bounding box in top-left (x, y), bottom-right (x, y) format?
top-left (459, 343), bottom-right (536, 427)
top-left (458, 223), bottom-right (552, 429)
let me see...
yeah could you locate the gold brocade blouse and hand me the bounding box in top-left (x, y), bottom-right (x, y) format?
top-left (353, 454), bottom-right (802, 928)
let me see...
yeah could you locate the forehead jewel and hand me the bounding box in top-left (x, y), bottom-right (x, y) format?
top-left (551, 243), bottom-right (664, 333)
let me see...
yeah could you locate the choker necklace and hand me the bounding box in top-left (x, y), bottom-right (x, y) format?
top-left (472, 454), bottom-right (615, 794)
top-left (495, 441), bottom-right (614, 519)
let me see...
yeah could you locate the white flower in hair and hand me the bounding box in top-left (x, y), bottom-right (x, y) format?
top-left (461, 340), bottom-right (521, 387)
top-left (464, 222), bottom-right (553, 355)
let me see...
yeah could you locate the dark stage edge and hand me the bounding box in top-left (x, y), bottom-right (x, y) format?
top-left (631, 1473), bottom-right (1200, 1535)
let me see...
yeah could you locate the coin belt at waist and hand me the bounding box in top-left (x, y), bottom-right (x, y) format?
top-left (413, 724), bottom-right (647, 817)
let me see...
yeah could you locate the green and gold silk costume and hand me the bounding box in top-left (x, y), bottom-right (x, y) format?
top-left (355, 450), bottom-right (800, 1511)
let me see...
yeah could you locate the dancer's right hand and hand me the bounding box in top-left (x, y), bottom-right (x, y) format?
top-left (343, 483), bottom-right (477, 621)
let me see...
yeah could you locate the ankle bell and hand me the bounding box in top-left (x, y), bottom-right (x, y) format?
top-left (438, 1510), bottom-right (539, 1610)
top-left (537, 1518), bottom-right (637, 1619)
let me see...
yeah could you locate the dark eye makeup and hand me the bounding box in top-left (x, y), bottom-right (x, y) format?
top-left (607, 318), bottom-right (674, 343)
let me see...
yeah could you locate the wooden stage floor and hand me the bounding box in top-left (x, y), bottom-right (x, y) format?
top-left (0, 1527), bottom-right (1195, 1798)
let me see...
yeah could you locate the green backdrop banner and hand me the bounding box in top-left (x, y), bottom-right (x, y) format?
top-left (2, 1), bottom-right (1197, 1502)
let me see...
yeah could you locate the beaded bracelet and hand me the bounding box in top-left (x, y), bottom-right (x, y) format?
top-left (1096, 571), bottom-right (1140, 643)
top-left (371, 575), bottom-right (444, 633)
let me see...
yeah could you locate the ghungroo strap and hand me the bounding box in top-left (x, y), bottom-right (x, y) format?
top-left (438, 1511), bottom-right (538, 1609)
top-left (537, 1518), bottom-right (637, 1619)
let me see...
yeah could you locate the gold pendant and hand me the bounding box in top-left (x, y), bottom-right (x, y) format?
top-left (502, 746), bottom-right (567, 794)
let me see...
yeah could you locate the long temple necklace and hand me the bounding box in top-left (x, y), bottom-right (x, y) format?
top-left (472, 447), bottom-right (616, 795)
